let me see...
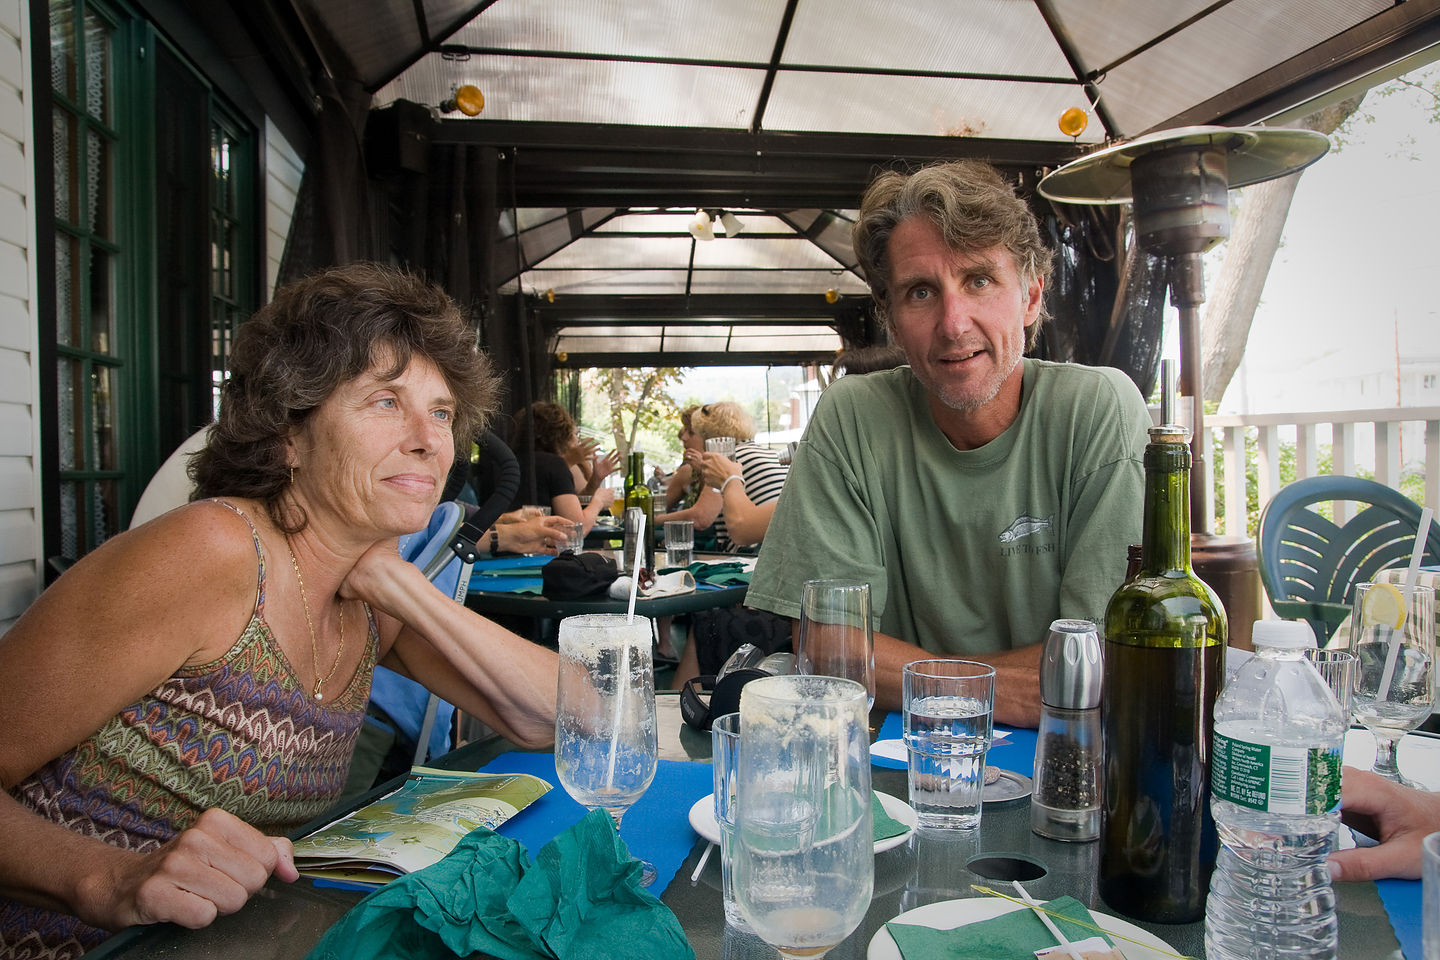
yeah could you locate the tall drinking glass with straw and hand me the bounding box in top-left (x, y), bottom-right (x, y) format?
top-left (1352, 507), bottom-right (1436, 787)
top-left (555, 517), bottom-right (658, 881)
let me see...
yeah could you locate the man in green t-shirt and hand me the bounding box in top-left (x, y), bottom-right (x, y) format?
top-left (747, 160), bottom-right (1150, 727)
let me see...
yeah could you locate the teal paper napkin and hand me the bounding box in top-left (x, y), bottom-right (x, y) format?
top-left (687, 561), bottom-right (751, 586)
top-left (306, 809), bottom-right (694, 960)
top-left (872, 794), bottom-right (908, 842)
top-left (885, 896), bottom-right (1111, 960)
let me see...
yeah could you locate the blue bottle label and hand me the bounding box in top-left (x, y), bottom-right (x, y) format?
top-left (1212, 733), bottom-right (1342, 815)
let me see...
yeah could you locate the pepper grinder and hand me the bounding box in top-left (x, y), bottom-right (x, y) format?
top-left (1032, 618), bottom-right (1103, 841)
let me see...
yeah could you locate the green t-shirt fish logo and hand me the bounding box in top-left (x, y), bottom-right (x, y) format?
top-left (998, 515), bottom-right (1053, 542)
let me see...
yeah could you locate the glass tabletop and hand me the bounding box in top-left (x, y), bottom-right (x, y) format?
top-left (83, 699), bottom-right (1415, 960)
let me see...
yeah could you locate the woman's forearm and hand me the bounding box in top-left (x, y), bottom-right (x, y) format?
top-left (718, 483), bottom-right (775, 546)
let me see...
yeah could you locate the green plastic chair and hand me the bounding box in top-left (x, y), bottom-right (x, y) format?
top-left (1257, 475), bottom-right (1439, 644)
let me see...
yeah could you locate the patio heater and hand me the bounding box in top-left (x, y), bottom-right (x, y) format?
top-left (1038, 126), bottom-right (1330, 645)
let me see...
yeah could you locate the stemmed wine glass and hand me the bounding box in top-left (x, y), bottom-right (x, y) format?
top-left (796, 578), bottom-right (876, 711)
top-left (1351, 582), bottom-right (1435, 787)
top-left (733, 675), bottom-right (873, 959)
top-left (554, 613), bottom-right (659, 883)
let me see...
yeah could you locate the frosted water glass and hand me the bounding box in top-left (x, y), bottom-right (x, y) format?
top-left (554, 614), bottom-right (658, 883)
top-left (734, 675), bottom-right (872, 959)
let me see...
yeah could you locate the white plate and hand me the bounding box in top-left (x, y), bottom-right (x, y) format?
top-left (867, 897), bottom-right (1178, 960)
top-left (687, 790), bottom-right (917, 854)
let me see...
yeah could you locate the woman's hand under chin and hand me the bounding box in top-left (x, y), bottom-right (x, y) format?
top-left (338, 537), bottom-right (411, 608)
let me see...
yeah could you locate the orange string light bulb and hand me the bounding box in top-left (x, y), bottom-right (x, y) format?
top-left (452, 84), bottom-right (485, 117)
top-left (1058, 107), bottom-right (1088, 138)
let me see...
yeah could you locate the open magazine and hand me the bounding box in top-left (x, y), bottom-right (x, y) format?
top-left (293, 766), bottom-right (552, 885)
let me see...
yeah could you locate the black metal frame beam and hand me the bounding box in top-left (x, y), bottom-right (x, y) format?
top-left (432, 121), bottom-right (1085, 207)
top-left (554, 350), bottom-right (836, 369)
top-left (531, 293), bottom-right (854, 320)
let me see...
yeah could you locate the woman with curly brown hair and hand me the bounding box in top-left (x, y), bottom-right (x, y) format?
top-left (0, 263), bottom-right (558, 960)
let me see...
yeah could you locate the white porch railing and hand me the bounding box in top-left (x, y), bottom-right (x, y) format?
top-left (1201, 406), bottom-right (1440, 536)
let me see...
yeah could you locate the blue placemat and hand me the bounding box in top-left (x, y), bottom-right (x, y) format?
top-left (1377, 878), bottom-right (1421, 960)
top-left (479, 751), bottom-right (712, 892)
top-left (469, 555), bottom-right (551, 594)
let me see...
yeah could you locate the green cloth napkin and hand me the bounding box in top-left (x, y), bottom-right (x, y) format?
top-left (886, 896), bottom-right (1111, 960)
top-left (305, 809), bottom-right (694, 960)
top-left (872, 794), bottom-right (908, 842)
top-left (686, 561), bottom-right (751, 586)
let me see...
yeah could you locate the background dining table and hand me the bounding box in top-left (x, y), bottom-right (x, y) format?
top-left (81, 694), bottom-right (1429, 960)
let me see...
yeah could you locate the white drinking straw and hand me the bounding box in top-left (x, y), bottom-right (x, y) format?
top-left (1378, 506), bottom-right (1433, 699)
top-left (1012, 880), bottom-right (1085, 960)
top-left (690, 842), bottom-right (714, 883)
top-left (606, 513), bottom-right (648, 790)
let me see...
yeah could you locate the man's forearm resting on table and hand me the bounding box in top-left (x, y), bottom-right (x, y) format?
top-left (872, 630), bottom-right (1042, 728)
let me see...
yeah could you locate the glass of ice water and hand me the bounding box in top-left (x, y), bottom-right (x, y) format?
top-left (554, 614), bottom-right (659, 883)
top-left (903, 659), bottom-right (996, 830)
top-left (1351, 582), bottom-right (1435, 787)
top-left (734, 675), bottom-right (872, 959)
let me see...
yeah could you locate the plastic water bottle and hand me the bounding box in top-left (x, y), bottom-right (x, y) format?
top-left (1204, 620), bottom-right (1347, 960)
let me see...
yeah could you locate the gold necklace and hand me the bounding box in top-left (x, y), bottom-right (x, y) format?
top-left (285, 535), bottom-right (345, 702)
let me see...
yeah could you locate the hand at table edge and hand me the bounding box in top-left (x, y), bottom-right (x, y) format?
top-left (76, 808), bottom-right (297, 933)
top-left (1328, 765), bottom-right (1440, 882)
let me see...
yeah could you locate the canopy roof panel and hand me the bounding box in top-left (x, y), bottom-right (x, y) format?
top-left (276, 0), bottom-right (1440, 365)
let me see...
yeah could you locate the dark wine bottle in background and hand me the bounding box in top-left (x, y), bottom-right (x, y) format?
top-left (621, 451), bottom-right (654, 577)
top-left (1099, 410), bottom-right (1227, 924)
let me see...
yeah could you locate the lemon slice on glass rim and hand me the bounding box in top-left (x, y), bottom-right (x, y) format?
top-left (1360, 582), bottom-right (1407, 630)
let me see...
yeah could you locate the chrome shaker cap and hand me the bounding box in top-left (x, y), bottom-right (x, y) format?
top-left (1039, 619), bottom-right (1102, 709)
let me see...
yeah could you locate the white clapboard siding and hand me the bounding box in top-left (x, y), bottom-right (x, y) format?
top-left (265, 118), bottom-right (303, 297)
top-left (0, 0), bottom-right (36, 636)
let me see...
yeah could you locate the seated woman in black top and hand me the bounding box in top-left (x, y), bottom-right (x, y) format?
top-left (508, 402), bottom-right (616, 535)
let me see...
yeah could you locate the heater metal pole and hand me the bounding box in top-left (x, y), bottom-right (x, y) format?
top-left (1171, 252), bottom-right (1209, 536)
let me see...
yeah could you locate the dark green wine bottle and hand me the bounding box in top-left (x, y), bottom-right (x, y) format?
top-left (621, 451), bottom-right (654, 576)
top-left (1099, 421), bottom-right (1227, 924)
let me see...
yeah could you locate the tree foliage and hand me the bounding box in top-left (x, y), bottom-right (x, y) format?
top-left (580, 367), bottom-right (687, 461)
top-left (1331, 62), bottom-right (1440, 158)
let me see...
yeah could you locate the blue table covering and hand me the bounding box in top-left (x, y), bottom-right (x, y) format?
top-left (469, 554), bottom-right (744, 596)
top-left (479, 751), bottom-right (713, 894)
top-left (469, 555), bottom-right (550, 594)
top-left (875, 712), bottom-right (1422, 959)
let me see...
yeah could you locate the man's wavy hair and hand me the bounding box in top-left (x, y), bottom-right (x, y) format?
top-left (690, 401), bottom-right (756, 443)
top-left (852, 160), bottom-right (1053, 350)
top-left (191, 262), bottom-right (498, 533)
top-left (511, 401), bottom-right (576, 455)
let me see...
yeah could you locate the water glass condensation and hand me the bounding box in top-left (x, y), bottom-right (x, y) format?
top-left (903, 659), bottom-right (996, 830)
top-left (1425, 831), bottom-right (1440, 960)
top-left (734, 675), bottom-right (872, 959)
top-left (796, 579), bottom-right (876, 710)
top-left (710, 712), bottom-right (749, 931)
top-left (664, 519), bottom-right (694, 568)
top-left (705, 436), bottom-right (738, 458)
top-left (1304, 648), bottom-right (1358, 724)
